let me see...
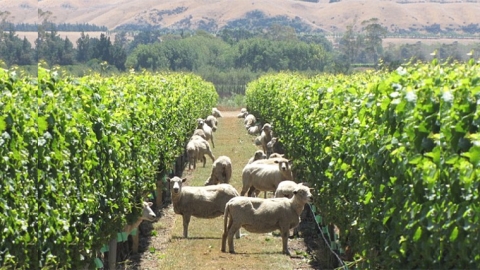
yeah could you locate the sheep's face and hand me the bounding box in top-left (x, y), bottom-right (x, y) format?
top-left (168, 177), bottom-right (187, 194)
top-left (262, 123), bottom-right (272, 132)
top-left (275, 160), bottom-right (292, 172)
top-left (293, 186), bottom-right (313, 204)
top-left (141, 202), bottom-right (156, 221)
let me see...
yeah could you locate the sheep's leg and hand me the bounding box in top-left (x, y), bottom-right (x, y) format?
top-left (221, 212), bottom-right (231, 252)
top-left (183, 214), bottom-right (191, 238)
top-left (211, 135), bottom-right (215, 148)
top-left (131, 231), bottom-right (139, 253)
top-left (281, 228), bottom-right (291, 255)
top-left (240, 185), bottom-right (250, 196)
top-left (228, 223), bottom-right (242, 253)
top-left (202, 156), bottom-right (207, 167)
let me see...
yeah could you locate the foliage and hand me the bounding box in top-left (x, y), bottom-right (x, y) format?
top-left (0, 67), bottom-right (39, 269)
top-left (34, 66), bottom-right (217, 268)
top-left (245, 60), bottom-right (480, 268)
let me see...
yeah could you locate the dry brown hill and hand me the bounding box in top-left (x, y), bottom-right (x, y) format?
top-left (5, 0), bottom-right (480, 34)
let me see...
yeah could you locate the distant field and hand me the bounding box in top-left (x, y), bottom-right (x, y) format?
top-left (18, 31), bottom-right (479, 49)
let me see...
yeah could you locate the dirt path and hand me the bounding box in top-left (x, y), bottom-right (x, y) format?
top-left (127, 111), bottom-right (322, 270)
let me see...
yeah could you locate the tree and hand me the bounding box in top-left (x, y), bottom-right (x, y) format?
top-left (361, 18), bottom-right (387, 67)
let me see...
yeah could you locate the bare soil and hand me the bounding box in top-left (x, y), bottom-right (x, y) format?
top-left (114, 110), bottom-right (336, 270)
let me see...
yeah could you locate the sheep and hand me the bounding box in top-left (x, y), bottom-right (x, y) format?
top-left (249, 157), bottom-right (291, 198)
top-left (244, 114), bottom-right (256, 127)
top-left (266, 137), bottom-right (285, 158)
top-left (212, 107), bottom-right (223, 118)
top-left (260, 123), bottom-right (273, 155)
top-left (240, 159), bottom-right (293, 197)
top-left (108, 202), bottom-right (156, 269)
top-left (205, 115), bottom-right (218, 132)
top-left (197, 118), bottom-right (215, 148)
top-left (237, 111), bottom-right (248, 118)
top-left (204, 156), bottom-right (233, 186)
top-left (167, 176), bottom-right (240, 238)
top-left (246, 123), bottom-right (261, 135)
top-left (247, 150), bottom-right (267, 164)
top-left (240, 108), bottom-right (247, 113)
top-left (221, 184), bottom-right (313, 255)
top-left (186, 136), bottom-right (215, 170)
top-left (274, 181), bottom-right (303, 199)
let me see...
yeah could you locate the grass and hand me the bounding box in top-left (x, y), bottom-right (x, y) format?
top-left (151, 111), bottom-right (306, 270)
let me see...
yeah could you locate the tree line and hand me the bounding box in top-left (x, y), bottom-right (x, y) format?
top-left (1, 18), bottom-right (479, 95)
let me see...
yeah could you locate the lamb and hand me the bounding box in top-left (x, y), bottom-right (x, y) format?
top-left (221, 184), bottom-right (313, 255)
top-left (240, 159), bottom-right (293, 197)
top-left (205, 115), bottom-right (218, 132)
top-left (212, 107), bottom-right (223, 118)
top-left (186, 136), bottom-right (215, 169)
top-left (244, 114), bottom-right (256, 127)
top-left (204, 156), bottom-right (233, 185)
top-left (167, 176), bottom-right (240, 238)
top-left (260, 123), bottom-right (273, 155)
top-left (247, 150), bottom-right (267, 164)
top-left (108, 202), bottom-right (156, 269)
top-left (197, 118), bottom-right (215, 148)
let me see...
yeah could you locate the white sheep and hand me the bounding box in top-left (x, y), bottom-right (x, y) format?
top-left (240, 108), bottom-right (247, 113)
top-left (212, 107), bottom-right (223, 118)
top-left (247, 150), bottom-right (267, 164)
top-left (244, 114), bottom-right (256, 127)
top-left (240, 159), bottom-right (293, 197)
top-left (249, 157), bottom-right (291, 198)
top-left (221, 184), bottom-right (313, 255)
top-left (167, 176), bottom-right (240, 238)
top-left (205, 115), bottom-right (218, 132)
top-left (274, 181), bottom-right (303, 198)
top-left (197, 118), bottom-right (215, 148)
top-left (204, 156), bottom-right (232, 185)
top-left (254, 135), bottom-right (262, 147)
top-left (186, 136), bottom-right (215, 169)
top-left (237, 111), bottom-right (248, 118)
top-left (108, 202), bottom-right (156, 269)
top-left (260, 123), bottom-right (273, 155)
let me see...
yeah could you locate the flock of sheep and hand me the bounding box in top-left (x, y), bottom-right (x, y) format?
top-left (165, 107), bottom-right (313, 255)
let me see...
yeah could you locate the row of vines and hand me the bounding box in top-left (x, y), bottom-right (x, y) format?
top-left (245, 59), bottom-right (479, 268)
top-left (0, 66), bottom-right (218, 269)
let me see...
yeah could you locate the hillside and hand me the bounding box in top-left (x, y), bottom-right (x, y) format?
top-left (7, 0), bottom-right (480, 34)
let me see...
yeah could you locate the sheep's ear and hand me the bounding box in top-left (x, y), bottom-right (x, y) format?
top-left (182, 177), bottom-right (187, 182)
top-left (147, 202), bottom-right (153, 206)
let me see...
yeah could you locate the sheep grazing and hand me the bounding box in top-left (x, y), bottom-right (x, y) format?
top-left (186, 136), bottom-right (215, 170)
top-left (244, 114), bottom-right (256, 127)
top-left (205, 156), bottom-right (233, 186)
top-left (266, 137), bottom-right (285, 158)
top-left (260, 123), bottom-right (273, 155)
top-left (221, 184), bottom-right (313, 255)
top-left (197, 118), bottom-right (215, 148)
top-left (108, 201), bottom-right (156, 269)
top-left (212, 107), bottom-right (223, 118)
top-left (167, 176), bottom-right (240, 238)
top-left (240, 159), bottom-right (293, 197)
top-left (124, 202), bottom-right (156, 253)
top-left (205, 115), bottom-right (218, 132)
top-left (247, 150), bottom-right (267, 164)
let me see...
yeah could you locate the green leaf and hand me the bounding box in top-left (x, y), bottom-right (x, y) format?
top-left (450, 227), bottom-right (459, 242)
top-left (413, 227), bottom-right (422, 242)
